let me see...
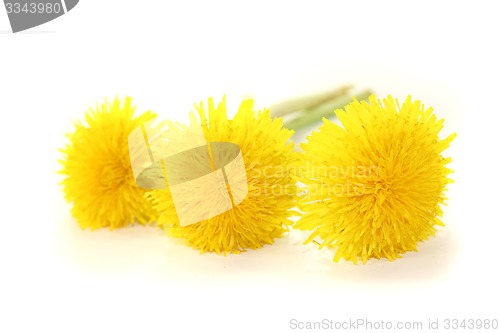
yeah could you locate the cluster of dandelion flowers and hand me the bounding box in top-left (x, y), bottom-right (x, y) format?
top-left (60, 97), bottom-right (158, 229)
top-left (145, 97), bottom-right (297, 254)
top-left (295, 95), bottom-right (456, 264)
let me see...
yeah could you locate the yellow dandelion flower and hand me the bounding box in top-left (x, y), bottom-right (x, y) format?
top-left (60, 97), bottom-right (158, 229)
top-left (145, 97), bottom-right (297, 254)
top-left (295, 95), bottom-right (456, 264)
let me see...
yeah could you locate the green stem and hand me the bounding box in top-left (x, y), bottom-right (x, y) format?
top-left (270, 85), bottom-right (354, 118)
top-left (280, 89), bottom-right (372, 131)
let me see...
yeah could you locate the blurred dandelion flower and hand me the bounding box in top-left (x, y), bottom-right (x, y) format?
top-left (60, 98), bottom-right (158, 229)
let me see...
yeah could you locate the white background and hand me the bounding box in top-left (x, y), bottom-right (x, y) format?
top-left (1, 1), bottom-right (499, 332)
